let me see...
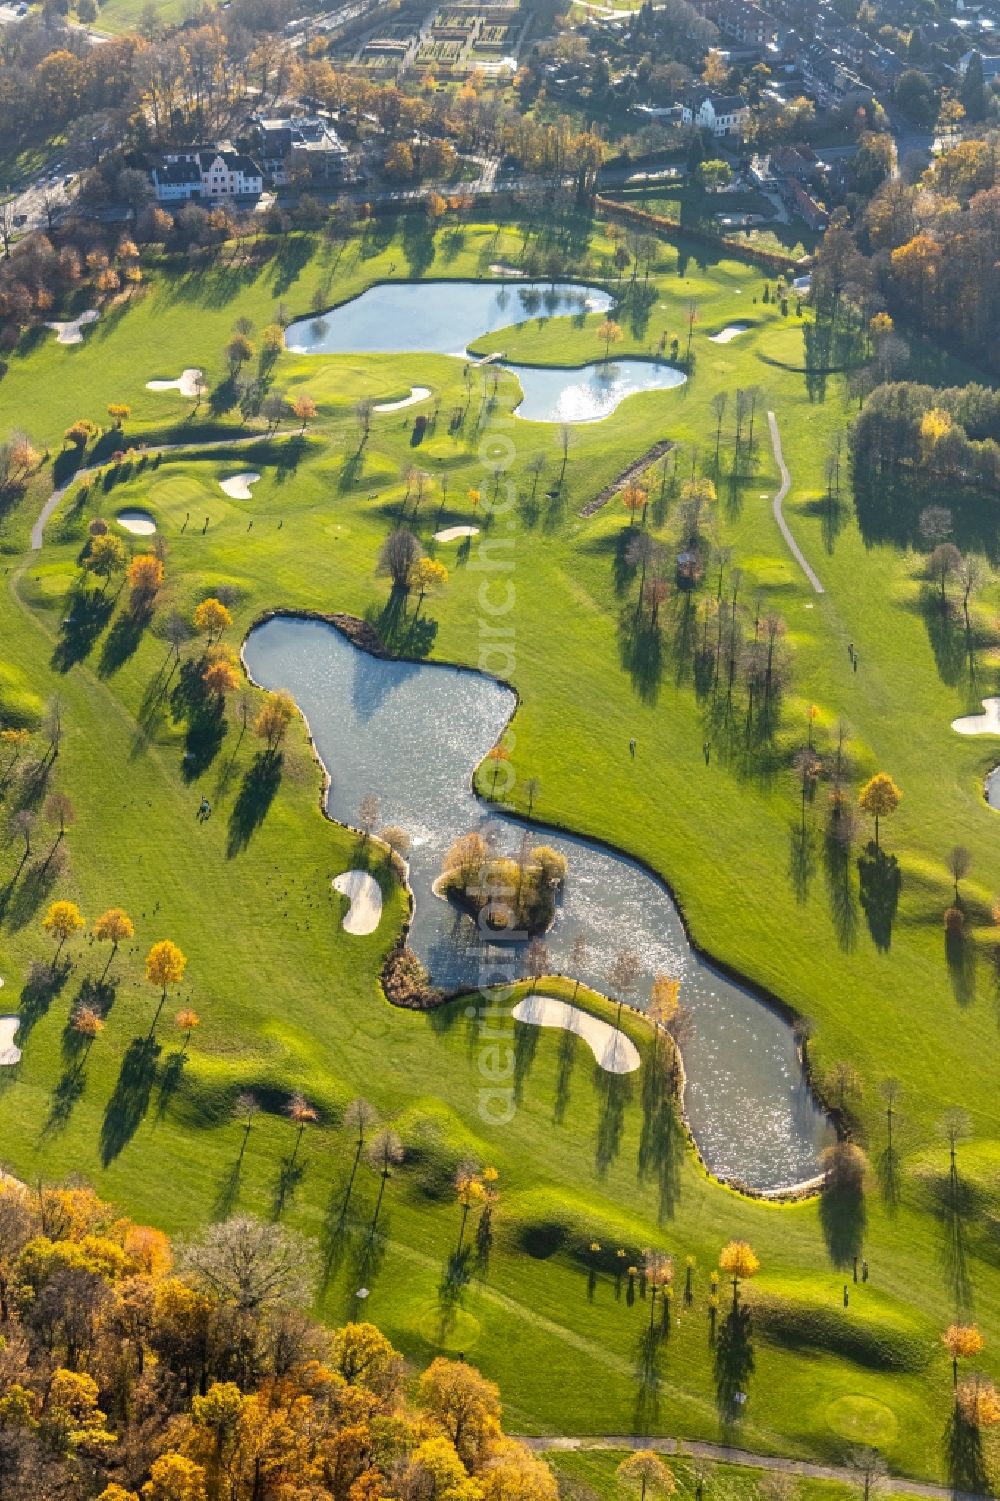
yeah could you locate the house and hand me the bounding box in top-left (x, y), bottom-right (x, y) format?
top-left (681, 93), bottom-right (750, 135)
top-left (149, 147), bottom-right (263, 203)
top-left (787, 177), bottom-right (828, 228)
top-left (252, 115), bottom-right (350, 185)
top-left (770, 143), bottom-right (819, 180)
top-left (702, 0), bottom-right (778, 47)
top-left (959, 47), bottom-right (1000, 80)
top-left (800, 44), bottom-right (872, 108)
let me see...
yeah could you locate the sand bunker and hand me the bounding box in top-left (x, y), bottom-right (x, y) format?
top-left (0, 1017), bottom-right (21, 1068)
top-left (333, 870), bottom-right (382, 935)
top-left (45, 309), bottom-right (99, 345)
top-left (512, 993), bottom-right (640, 1074)
top-left (709, 324), bottom-right (750, 343)
top-left (373, 387), bottom-right (431, 413)
top-left (489, 263), bottom-right (526, 277)
top-left (116, 509), bottom-right (156, 535)
top-left (146, 368), bottom-right (204, 397)
top-left (220, 473), bottom-right (261, 500)
top-left (433, 525), bottom-right (480, 542)
top-left (953, 698), bottom-right (1000, 735)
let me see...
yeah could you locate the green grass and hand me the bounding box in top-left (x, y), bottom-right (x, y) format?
top-left (0, 214), bottom-right (997, 1482)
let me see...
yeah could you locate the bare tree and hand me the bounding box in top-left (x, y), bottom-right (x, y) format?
top-left (918, 505), bottom-right (952, 549)
top-left (358, 794), bottom-right (380, 840)
top-left (946, 845), bottom-right (972, 901)
top-left (355, 397), bottom-right (374, 451)
top-left (181, 1215), bottom-right (317, 1315)
top-left (376, 528), bottom-right (422, 591)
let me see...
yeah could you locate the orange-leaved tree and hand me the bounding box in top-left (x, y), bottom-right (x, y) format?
top-left (942, 1323), bottom-right (985, 1386)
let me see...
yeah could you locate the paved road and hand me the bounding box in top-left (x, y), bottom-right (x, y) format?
top-left (519, 1436), bottom-right (984, 1501)
top-left (767, 409), bottom-right (824, 596)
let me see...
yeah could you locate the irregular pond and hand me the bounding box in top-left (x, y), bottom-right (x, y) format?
top-left (244, 616), bottom-right (833, 1190)
top-left (285, 280), bottom-right (686, 424)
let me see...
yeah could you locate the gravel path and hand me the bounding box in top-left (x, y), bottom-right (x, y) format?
top-left (767, 410), bottom-right (824, 595)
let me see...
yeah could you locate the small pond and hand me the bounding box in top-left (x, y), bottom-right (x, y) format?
top-left (244, 616), bottom-right (833, 1190)
top-left (285, 280), bottom-right (686, 424)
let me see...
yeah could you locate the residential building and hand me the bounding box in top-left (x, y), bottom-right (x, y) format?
top-left (252, 115), bottom-right (350, 185)
top-left (149, 147), bottom-right (263, 203)
top-left (681, 93), bottom-right (750, 135)
top-left (702, 0), bottom-right (778, 46)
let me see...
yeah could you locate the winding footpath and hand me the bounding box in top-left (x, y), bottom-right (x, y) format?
top-left (519, 1436), bottom-right (983, 1501)
top-left (30, 435), bottom-right (271, 551)
top-left (767, 410), bottom-right (824, 596)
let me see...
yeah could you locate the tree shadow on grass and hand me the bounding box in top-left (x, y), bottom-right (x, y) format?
top-left (932, 1162), bottom-right (975, 1314)
top-left (631, 1324), bottom-right (662, 1436)
top-left (618, 609), bottom-right (663, 706)
top-left (512, 1017), bottom-right (540, 1105)
top-left (594, 1065), bottom-right (631, 1179)
top-left (155, 1048), bottom-right (187, 1120)
top-left (858, 844), bottom-right (900, 952)
top-left (819, 1176), bottom-right (867, 1269)
top-left (227, 750), bottom-right (283, 856)
top-left (875, 1145), bottom-right (902, 1217)
top-left (15, 960), bottom-right (70, 1041)
top-left (787, 817), bottom-right (817, 903)
top-left (97, 602), bottom-right (152, 678)
top-left (50, 588), bottom-right (113, 672)
top-left (638, 1048), bottom-right (683, 1222)
top-left (272, 1154), bottom-right (306, 1219)
top-left (553, 1025), bottom-right (575, 1124)
top-left (100, 1034), bottom-right (161, 1165)
top-left (920, 593), bottom-right (966, 688)
top-left (42, 1063), bottom-right (88, 1137)
top-left (171, 659), bottom-right (227, 780)
top-left (944, 1405), bottom-right (989, 1495)
top-left (823, 827), bottom-right (858, 951)
top-left (1, 852), bottom-right (64, 932)
top-left (945, 922), bottom-right (977, 1008)
top-left (714, 1301), bottom-right (755, 1428)
top-left (213, 1153), bottom-right (243, 1221)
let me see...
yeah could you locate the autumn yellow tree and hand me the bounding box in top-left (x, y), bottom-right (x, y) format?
top-left (617, 1449), bottom-right (676, 1501)
top-left (597, 318), bottom-right (623, 360)
top-left (193, 597), bottom-right (232, 643)
top-left (858, 772), bottom-right (902, 851)
top-left (87, 532), bottom-right (127, 589)
top-left (418, 1356), bottom-right (502, 1468)
top-left (128, 553), bottom-right (165, 608)
top-left (287, 1092), bottom-right (318, 1167)
top-left (146, 939), bottom-right (187, 1025)
top-left (648, 973), bottom-right (680, 1065)
top-left (107, 403), bottom-right (131, 429)
top-left (93, 906), bottom-right (134, 978)
top-left (42, 899), bottom-right (85, 967)
top-left (255, 690), bottom-right (296, 753)
top-left (719, 1239), bottom-right (760, 1311)
top-left (943, 1323), bottom-right (985, 1386)
top-left (455, 1165), bottom-right (486, 1253)
top-left (142, 1451), bottom-right (207, 1501)
top-left (409, 556), bottom-right (448, 609)
top-left (956, 1375), bottom-right (1000, 1430)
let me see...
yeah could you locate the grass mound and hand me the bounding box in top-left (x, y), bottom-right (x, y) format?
top-left (501, 1186), bottom-right (666, 1270)
top-left (750, 1282), bottom-right (933, 1372)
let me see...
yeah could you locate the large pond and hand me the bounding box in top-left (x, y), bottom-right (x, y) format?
top-left (285, 279), bottom-right (686, 424)
top-left (244, 617), bottom-right (833, 1191)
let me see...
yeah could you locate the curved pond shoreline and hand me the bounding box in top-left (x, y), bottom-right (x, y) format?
top-left (285, 278), bottom-right (687, 424)
top-left (242, 608), bottom-right (834, 1196)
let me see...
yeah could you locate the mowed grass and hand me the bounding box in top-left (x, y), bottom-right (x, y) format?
top-left (0, 216), bottom-right (997, 1479)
